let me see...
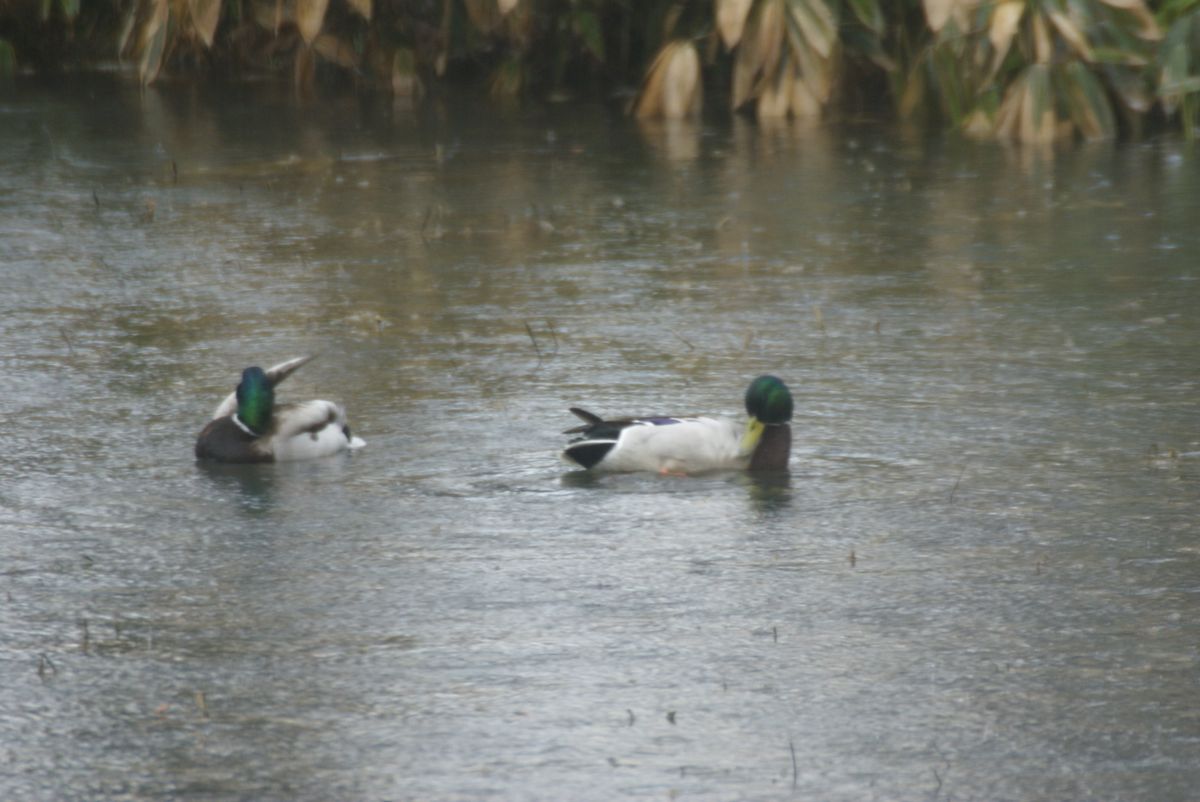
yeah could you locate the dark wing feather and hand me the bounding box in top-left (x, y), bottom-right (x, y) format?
top-left (562, 439), bottom-right (618, 469)
top-left (563, 407), bottom-right (688, 438)
top-left (195, 417), bottom-right (273, 463)
top-left (568, 407), bottom-right (604, 426)
top-left (563, 407), bottom-right (639, 436)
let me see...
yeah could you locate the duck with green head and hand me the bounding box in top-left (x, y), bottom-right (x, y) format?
top-left (561, 375), bottom-right (793, 474)
top-left (195, 355), bottom-right (365, 463)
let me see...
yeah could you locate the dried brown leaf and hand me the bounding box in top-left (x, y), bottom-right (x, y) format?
top-left (634, 41), bottom-right (702, 119)
top-left (785, 13), bottom-right (832, 103)
top-left (1047, 11), bottom-right (1093, 60)
top-left (757, 61), bottom-right (793, 118)
top-left (464, 0), bottom-right (501, 33)
top-left (789, 72), bottom-right (821, 118)
top-left (787, 0), bottom-right (837, 59)
top-left (733, 0), bottom-right (785, 109)
top-left (296, 0), bottom-right (328, 44)
top-left (391, 48), bottom-right (422, 97)
top-left (1032, 12), bottom-right (1051, 64)
top-left (294, 42), bottom-right (316, 92)
top-left (116, 0), bottom-right (138, 57)
top-left (1101, 1), bottom-right (1160, 40)
top-left (994, 80), bottom-right (1022, 139)
top-left (345, 0), bottom-right (371, 20)
top-left (925, 0), bottom-right (978, 33)
top-left (189, 0), bottom-right (221, 47)
top-left (314, 33), bottom-right (356, 68)
top-left (138, 0), bottom-right (169, 85)
top-left (1019, 65), bottom-right (1057, 143)
top-left (988, 2), bottom-right (1023, 76)
top-left (756, 0), bottom-right (786, 76)
top-left (923, 0), bottom-right (955, 32)
top-left (717, 0), bottom-right (754, 49)
top-left (962, 108), bottom-right (994, 138)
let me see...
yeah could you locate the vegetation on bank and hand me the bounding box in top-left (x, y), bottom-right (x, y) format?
top-left (1, 0), bottom-right (1198, 140)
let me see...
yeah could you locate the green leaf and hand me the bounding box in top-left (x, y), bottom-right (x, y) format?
top-left (1090, 46), bottom-right (1148, 66)
top-left (1027, 63), bottom-right (1051, 122)
top-left (1060, 60), bottom-right (1115, 138)
top-left (840, 24), bottom-right (895, 71)
top-left (1160, 41), bottom-right (1189, 111)
top-left (931, 44), bottom-right (968, 123)
top-left (58, 0), bottom-right (81, 21)
top-left (573, 9), bottom-right (604, 62)
top-left (0, 39), bottom-right (15, 78)
top-left (1162, 75), bottom-right (1200, 93)
top-left (1106, 63), bottom-right (1154, 111)
top-left (845, 0), bottom-right (884, 35)
top-left (1183, 93), bottom-right (1198, 138)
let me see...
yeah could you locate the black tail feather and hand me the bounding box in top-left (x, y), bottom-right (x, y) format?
top-left (564, 407), bottom-right (605, 434)
top-left (563, 439), bottom-right (617, 469)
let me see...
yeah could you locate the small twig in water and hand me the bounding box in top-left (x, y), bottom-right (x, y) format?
top-left (789, 737), bottom-right (798, 790)
top-left (37, 654), bottom-right (56, 680)
top-left (949, 465), bottom-right (967, 503)
top-left (671, 330), bottom-right (695, 351)
top-left (58, 327), bottom-right (75, 357)
top-left (194, 690), bottom-right (209, 717)
top-left (524, 322), bottom-right (543, 364)
top-left (79, 618), bottom-right (90, 654)
top-left (419, 205), bottom-right (435, 241)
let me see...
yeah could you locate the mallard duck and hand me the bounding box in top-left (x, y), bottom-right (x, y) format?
top-left (561, 375), bottom-right (793, 474)
top-left (195, 356), bottom-right (365, 463)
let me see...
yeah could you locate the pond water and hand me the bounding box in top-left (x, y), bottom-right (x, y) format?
top-left (1, 75), bottom-right (1198, 801)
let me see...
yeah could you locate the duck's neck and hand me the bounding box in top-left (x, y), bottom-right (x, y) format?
top-left (748, 423), bottom-right (791, 471)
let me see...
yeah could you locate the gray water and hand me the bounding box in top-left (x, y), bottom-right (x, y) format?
top-left (1, 76), bottom-right (1198, 801)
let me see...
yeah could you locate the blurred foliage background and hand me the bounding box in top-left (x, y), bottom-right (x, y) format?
top-left (1, 0), bottom-right (1198, 140)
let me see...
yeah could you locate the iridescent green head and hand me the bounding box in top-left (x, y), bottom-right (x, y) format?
top-left (235, 366), bottom-right (274, 435)
top-left (744, 375), bottom-right (793, 425)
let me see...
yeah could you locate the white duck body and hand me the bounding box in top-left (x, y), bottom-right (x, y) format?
top-left (576, 416), bottom-right (748, 474)
top-left (263, 399), bottom-right (365, 462)
top-left (561, 375), bottom-right (794, 475)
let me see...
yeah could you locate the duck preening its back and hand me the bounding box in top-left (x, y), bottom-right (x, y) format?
top-left (195, 356), bottom-right (365, 463)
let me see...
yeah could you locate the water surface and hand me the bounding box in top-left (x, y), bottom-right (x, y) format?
top-left (1, 76), bottom-right (1198, 801)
